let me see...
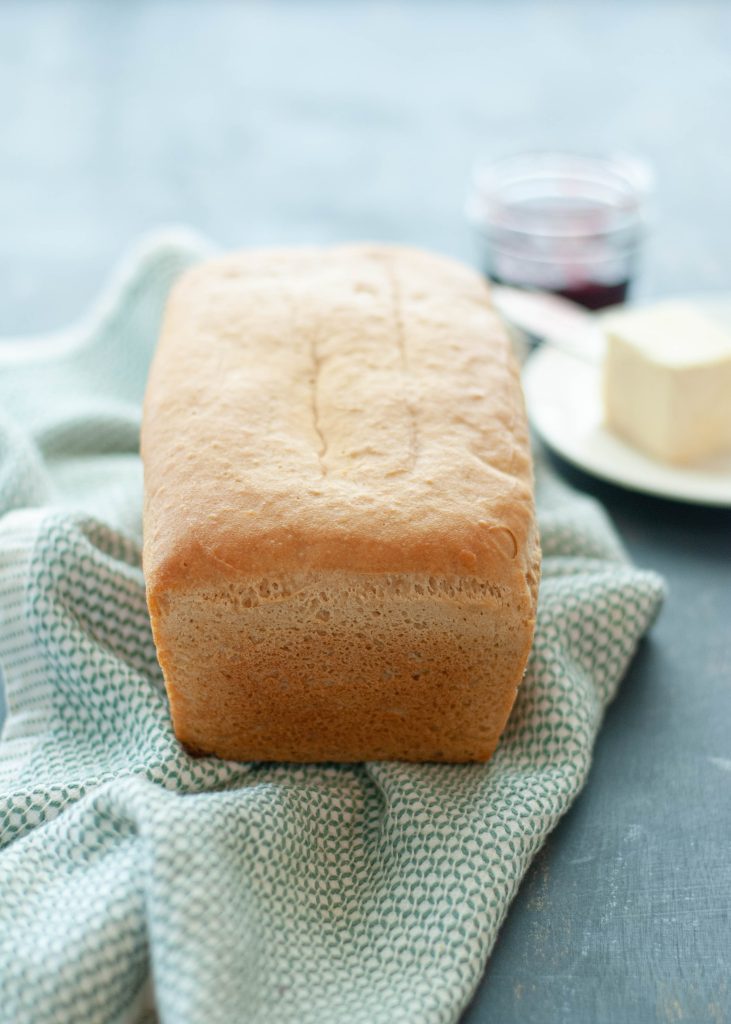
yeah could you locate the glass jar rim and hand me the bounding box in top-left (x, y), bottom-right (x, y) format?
top-left (485, 241), bottom-right (643, 267)
top-left (468, 150), bottom-right (652, 241)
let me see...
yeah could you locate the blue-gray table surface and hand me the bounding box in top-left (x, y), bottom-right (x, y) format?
top-left (1, 2), bottom-right (730, 1022)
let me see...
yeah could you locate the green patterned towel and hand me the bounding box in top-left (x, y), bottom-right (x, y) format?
top-left (0, 232), bottom-right (664, 1024)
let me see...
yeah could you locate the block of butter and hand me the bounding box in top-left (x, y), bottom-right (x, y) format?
top-left (602, 301), bottom-right (731, 464)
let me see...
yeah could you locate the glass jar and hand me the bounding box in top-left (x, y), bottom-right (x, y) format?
top-left (467, 151), bottom-right (652, 309)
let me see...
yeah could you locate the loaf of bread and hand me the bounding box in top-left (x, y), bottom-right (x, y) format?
top-left (141, 245), bottom-right (540, 763)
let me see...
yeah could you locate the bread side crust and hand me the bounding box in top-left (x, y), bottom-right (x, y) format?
top-left (149, 571), bottom-right (536, 763)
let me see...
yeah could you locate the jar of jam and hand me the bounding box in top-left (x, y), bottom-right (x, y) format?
top-left (467, 151), bottom-right (652, 310)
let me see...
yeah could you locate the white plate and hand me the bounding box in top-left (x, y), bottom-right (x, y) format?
top-left (522, 295), bottom-right (731, 507)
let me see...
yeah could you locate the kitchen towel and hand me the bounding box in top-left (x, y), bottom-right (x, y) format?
top-left (0, 231), bottom-right (664, 1024)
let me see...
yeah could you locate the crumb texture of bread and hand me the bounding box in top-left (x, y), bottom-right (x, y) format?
top-left (141, 244), bottom-right (540, 762)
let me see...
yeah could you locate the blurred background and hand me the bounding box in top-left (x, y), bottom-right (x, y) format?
top-left (1, 0), bottom-right (730, 334)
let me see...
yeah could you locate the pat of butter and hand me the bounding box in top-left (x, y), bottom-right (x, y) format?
top-left (602, 302), bottom-right (731, 464)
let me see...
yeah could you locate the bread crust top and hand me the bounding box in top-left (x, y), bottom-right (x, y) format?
top-left (141, 245), bottom-right (539, 602)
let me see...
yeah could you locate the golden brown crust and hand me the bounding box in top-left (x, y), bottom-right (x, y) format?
top-left (141, 244), bottom-right (540, 763)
